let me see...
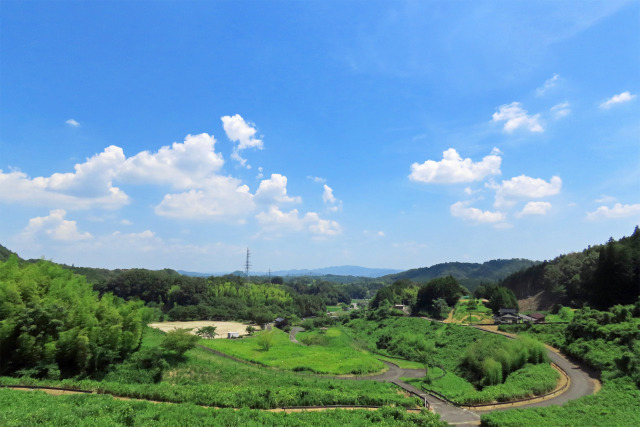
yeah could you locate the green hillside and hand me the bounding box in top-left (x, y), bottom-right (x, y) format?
top-left (383, 259), bottom-right (538, 291)
top-left (500, 226), bottom-right (640, 310)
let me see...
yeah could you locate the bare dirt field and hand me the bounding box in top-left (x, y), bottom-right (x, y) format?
top-left (148, 321), bottom-right (258, 338)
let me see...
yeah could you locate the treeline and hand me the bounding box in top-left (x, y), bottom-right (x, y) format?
top-left (94, 269), bottom-right (372, 325)
top-left (0, 255), bottom-right (145, 379)
top-left (382, 258), bottom-right (538, 291)
top-left (500, 226), bottom-right (640, 310)
top-left (368, 276), bottom-right (518, 319)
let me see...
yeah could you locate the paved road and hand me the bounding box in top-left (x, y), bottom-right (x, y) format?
top-left (286, 325), bottom-right (597, 425)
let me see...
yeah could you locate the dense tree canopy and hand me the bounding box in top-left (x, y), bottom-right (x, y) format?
top-left (0, 256), bottom-right (144, 378)
top-left (414, 276), bottom-right (468, 317)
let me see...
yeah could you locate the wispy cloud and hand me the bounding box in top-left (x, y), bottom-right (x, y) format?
top-left (600, 91), bottom-right (636, 109)
top-left (450, 201), bottom-right (506, 224)
top-left (492, 102), bottom-right (543, 133)
top-left (65, 119), bottom-right (80, 127)
top-left (536, 74), bottom-right (560, 96)
top-left (516, 201), bottom-right (552, 217)
top-left (586, 203), bottom-right (640, 220)
top-left (551, 102), bottom-right (571, 119)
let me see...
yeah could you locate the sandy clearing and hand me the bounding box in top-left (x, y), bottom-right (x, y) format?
top-left (148, 321), bottom-right (259, 338)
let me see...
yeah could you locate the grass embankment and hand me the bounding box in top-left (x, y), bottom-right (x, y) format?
top-left (0, 327), bottom-right (417, 409)
top-left (0, 388), bottom-right (448, 427)
top-left (202, 327), bottom-right (385, 375)
top-left (344, 317), bottom-right (557, 405)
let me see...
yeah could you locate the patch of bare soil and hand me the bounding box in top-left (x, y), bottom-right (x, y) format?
top-left (517, 291), bottom-right (546, 312)
top-left (148, 321), bottom-right (258, 338)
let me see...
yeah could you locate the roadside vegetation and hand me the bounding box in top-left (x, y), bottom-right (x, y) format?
top-left (343, 315), bottom-right (556, 405)
top-left (0, 388), bottom-right (447, 427)
top-left (482, 300), bottom-right (640, 426)
top-left (1, 327), bottom-right (419, 409)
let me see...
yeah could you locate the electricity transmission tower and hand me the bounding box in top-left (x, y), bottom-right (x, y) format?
top-left (244, 248), bottom-right (251, 282)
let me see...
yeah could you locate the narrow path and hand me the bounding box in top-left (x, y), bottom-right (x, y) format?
top-left (289, 326), bottom-right (304, 344)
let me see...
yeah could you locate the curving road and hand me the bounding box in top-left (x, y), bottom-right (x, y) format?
top-left (291, 325), bottom-right (597, 425)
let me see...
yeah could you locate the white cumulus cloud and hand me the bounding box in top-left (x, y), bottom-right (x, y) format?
top-left (322, 184), bottom-right (342, 212)
top-left (154, 176), bottom-right (254, 222)
top-left (600, 91), bottom-right (636, 109)
top-left (254, 174), bottom-right (301, 204)
top-left (492, 102), bottom-right (543, 133)
top-left (65, 119), bottom-right (80, 127)
top-left (489, 175), bottom-right (562, 208)
top-left (450, 201), bottom-right (506, 224)
top-left (586, 203), bottom-right (640, 220)
top-left (0, 146), bottom-right (130, 210)
top-left (120, 133), bottom-right (223, 189)
top-left (516, 201), bottom-right (552, 217)
top-left (221, 114), bottom-right (263, 168)
top-left (256, 206), bottom-right (342, 236)
top-left (409, 148), bottom-right (502, 184)
top-left (22, 209), bottom-right (92, 241)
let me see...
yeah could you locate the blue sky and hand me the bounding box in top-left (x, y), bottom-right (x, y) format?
top-left (1, 1), bottom-right (638, 273)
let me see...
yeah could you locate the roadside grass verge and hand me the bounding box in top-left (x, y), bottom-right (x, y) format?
top-left (0, 388), bottom-right (448, 427)
top-left (481, 378), bottom-right (640, 427)
top-left (203, 327), bottom-right (385, 375)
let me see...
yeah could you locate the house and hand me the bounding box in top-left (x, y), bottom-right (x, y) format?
top-left (530, 313), bottom-right (546, 323)
top-left (496, 313), bottom-right (520, 324)
top-left (498, 308), bottom-right (518, 316)
top-left (227, 332), bottom-right (239, 339)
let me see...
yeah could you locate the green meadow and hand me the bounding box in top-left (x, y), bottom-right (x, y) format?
top-left (201, 327), bottom-right (385, 375)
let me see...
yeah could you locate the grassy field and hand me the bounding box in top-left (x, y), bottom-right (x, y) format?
top-left (0, 388), bottom-right (448, 427)
top-left (0, 327), bottom-right (418, 409)
top-left (202, 327), bottom-right (385, 375)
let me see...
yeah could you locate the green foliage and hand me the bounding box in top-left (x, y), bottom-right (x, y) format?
top-left (195, 326), bottom-right (217, 339)
top-left (160, 329), bottom-right (199, 357)
top-left (369, 279), bottom-right (419, 309)
top-left (481, 378), bottom-right (640, 427)
top-left (0, 388), bottom-right (447, 426)
top-left (383, 259), bottom-right (539, 292)
top-left (414, 276), bottom-right (468, 317)
top-left (0, 328), bottom-right (420, 410)
top-left (204, 327), bottom-right (384, 375)
top-left (477, 285), bottom-right (519, 314)
top-left (257, 329), bottom-right (276, 351)
top-left (461, 336), bottom-right (548, 387)
top-left (0, 256), bottom-right (143, 378)
top-left (499, 226), bottom-right (640, 310)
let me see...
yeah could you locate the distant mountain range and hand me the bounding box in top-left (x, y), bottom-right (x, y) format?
top-left (178, 265), bottom-right (402, 278)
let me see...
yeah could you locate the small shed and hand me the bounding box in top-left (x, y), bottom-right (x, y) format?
top-left (530, 313), bottom-right (546, 323)
top-left (227, 332), bottom-right (239, 339)
top-left (519, 314), bottom-right (535, 323)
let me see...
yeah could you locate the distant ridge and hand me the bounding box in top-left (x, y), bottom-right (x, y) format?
top-left (179, 265), bottom-right (402, 279)
top-left (383, 259), bottom-right (539, 291)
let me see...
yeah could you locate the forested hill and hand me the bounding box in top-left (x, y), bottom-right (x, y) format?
top-left (500, 226), bottom-right (640, 311)
top-left (382, 259), bottom-right (539, 291)
top-left (0, 243), bottom-right (15, 262)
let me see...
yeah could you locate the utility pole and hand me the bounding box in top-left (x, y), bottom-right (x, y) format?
top-left (244, 248), bottom-right (251, 283)
top-left (268, 268), bottom-right (272, 285)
